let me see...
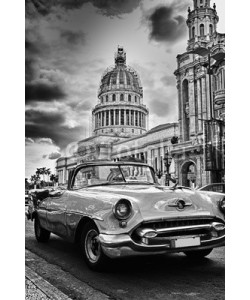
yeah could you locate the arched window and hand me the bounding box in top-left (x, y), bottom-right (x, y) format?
top-left (200, 24), bottom-right (204, 36)
top-left (128, 94), bottom-right (131, 102)
top-left (209, 24), bottom-right (213, 35)
top-left (106, 95), bottom-right (108, 102)
top-left (120, 94), bottom-right (124, 101)
top-left (192, 27), bottom-right (195, 38)
top-left (112, 94), bottom-right (116, 101)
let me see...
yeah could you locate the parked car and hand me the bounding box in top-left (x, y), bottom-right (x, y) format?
top-left (198, 183), bottom-right (225, 194)
top-left (26, 160), bottom-right (225, 271)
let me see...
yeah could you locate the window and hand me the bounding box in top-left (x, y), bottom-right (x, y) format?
top-left (135, 111), bottom-right (138, 126)
top-left (128, 94), bottom-right (131, 102)
top-left (209, 24), bottom-right (213, 35)
top-left (106, 111), bottom-right (109, 126)
top-left (106, 95), bottom-right (108, 102)
top-left (126, 110), bottom-right (129, 125)
top-left (111, 110), bottom-right (114, 125)
top-left (135, 96), bottom-right (137, 103)
top-left (115, 110), bottom-right (119, 125)
top-left (120, 94), bottom-right (124, 101)
top-left (121, 109), bottom-right (124, 125)
top-left (112, 94), bottom-right (116, 101)
top-left (192, 27), bottom-right (195, 38)
top-left (200, 24), bottom-right (204, 36)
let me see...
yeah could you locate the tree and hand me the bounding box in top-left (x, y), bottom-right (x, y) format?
top-left (50, 174), bottom-right (58, 186)
top-left (25, 178), bottom-right (29, 190)
top-left (30, 174), bottom-right (40, 189)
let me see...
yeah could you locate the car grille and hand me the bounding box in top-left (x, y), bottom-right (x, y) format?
top-left (131, 217), bottom-right (225, 246)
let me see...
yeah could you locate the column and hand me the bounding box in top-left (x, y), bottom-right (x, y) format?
top-left (197, 78), bottom-right (203, 132)
top-left (100, 111), bottom-right (103, 128)
top-left (205, 73), bottom-right (212, 119)
top-left (129, 110), bottom-right (131, 126)
top-left (188, 79), bottom-right (196, 135)
top-left (134, 110), bottom-right (136, 127)
top-left (118, 109), bottom-right (121, 125)
top-left (201, 76), bottom-right (208, 121)
top-left (108, 110), bottom-right (110, 126)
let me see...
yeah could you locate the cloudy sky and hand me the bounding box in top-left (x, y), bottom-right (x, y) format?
top-left (25, 0), bottom-right (225, 178)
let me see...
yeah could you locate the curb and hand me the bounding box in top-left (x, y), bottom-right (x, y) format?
top-left (25, 266), bottom-right (71, 300)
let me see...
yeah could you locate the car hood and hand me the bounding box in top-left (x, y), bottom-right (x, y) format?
top-left (87, 184), bottom-right (223, 220)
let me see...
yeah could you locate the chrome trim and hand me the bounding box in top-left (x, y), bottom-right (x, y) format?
top-left (99, 233), bottom-right (225, 258)
top-left (136, 228), bottom-right (157, 237)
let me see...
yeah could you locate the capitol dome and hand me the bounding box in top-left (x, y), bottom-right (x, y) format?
top-left (92, 46), bottom-right (149, 137)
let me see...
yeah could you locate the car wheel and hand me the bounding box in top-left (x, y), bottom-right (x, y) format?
top-left (34, 216), bottom-right (50, 242)
top-left (80, 221), bottom-right (108, 271)
top-left (184, 248), bottom-right (213, 259)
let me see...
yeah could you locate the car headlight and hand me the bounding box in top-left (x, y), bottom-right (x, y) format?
top-left (219, 197), bottom-right (225, 213)
top-left (113, 199), bottom-right (132, 220)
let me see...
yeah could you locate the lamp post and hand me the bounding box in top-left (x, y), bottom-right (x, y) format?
top-left (163, 150), bottom-right (172, 186)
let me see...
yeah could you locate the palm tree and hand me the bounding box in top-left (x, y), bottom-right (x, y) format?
top-left (50, 174), bottom-right (58, 186)
top-left (30, 174), bottom-right (40, 189)
top-left (46, 168), bottom-right (51, 184)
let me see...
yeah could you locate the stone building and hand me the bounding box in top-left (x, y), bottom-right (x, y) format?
top-left (56, 47), bottom-right (177, 184)
top-left (93, 46), bottom-right (149, 136)
top-left (171, 0), bottom-right (225, 187)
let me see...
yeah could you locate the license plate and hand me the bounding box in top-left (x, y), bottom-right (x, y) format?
top-left (172, 237), bottom-right (200, 248)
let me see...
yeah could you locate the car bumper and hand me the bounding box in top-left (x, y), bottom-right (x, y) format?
top-left (99, 233), bottom-right (225, 258)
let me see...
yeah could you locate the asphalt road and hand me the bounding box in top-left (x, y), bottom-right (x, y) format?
top-left (25, 212), bottom-right (225, 300)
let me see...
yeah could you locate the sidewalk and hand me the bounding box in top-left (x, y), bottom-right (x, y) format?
top-left (25, 267), bottom-right (71, 300)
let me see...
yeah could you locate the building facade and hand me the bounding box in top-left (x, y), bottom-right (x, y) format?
top-left (171, 0), bottom-right (225, 188)
top-left (56, 1), bottom-right (225, 188)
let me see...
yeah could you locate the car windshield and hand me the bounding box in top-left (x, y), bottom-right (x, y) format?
top-left (72, 164), bottom-right (155, 189)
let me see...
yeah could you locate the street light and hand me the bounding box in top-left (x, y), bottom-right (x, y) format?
top-left (163, 150), bottom-right (172, 186)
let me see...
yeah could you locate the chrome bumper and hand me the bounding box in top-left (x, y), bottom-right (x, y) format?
top-left (99, 223), bottom-right (225, 258)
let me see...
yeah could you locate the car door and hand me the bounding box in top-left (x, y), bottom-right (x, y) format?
top-left (46, 190), bottom-right (68, 237)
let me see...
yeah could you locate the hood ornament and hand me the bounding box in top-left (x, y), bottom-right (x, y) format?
top-left (168, 198), bottom-right (192, 210)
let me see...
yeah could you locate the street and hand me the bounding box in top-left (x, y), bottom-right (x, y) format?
top-left (25, 212), bottom-right (225, 300)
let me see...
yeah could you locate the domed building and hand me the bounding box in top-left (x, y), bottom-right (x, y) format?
top-left (92, 46), bottom-right (148, 137)
top-left (56, 46), bottom-right (178, 185)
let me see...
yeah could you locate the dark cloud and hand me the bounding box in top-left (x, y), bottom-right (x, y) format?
top-left (26, 0), bottom-right (142, 17)
top-left (91, 0), bottom-right (142, 16)
top-left (48, 152), bottom-right (61, 159)
top-left (26, 81), bottom-right (66, 103)
top-left (25, 109), bottom-right (84, 149)
top-left (147, 5), bottom-right (187, 43)
top-left (60, 30), bottom-right (86, 46)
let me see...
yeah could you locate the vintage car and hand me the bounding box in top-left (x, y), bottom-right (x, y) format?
top-left (198, 183), bottom-right (225, 194)
top-left (26, 160), bottom-right (225, 270)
